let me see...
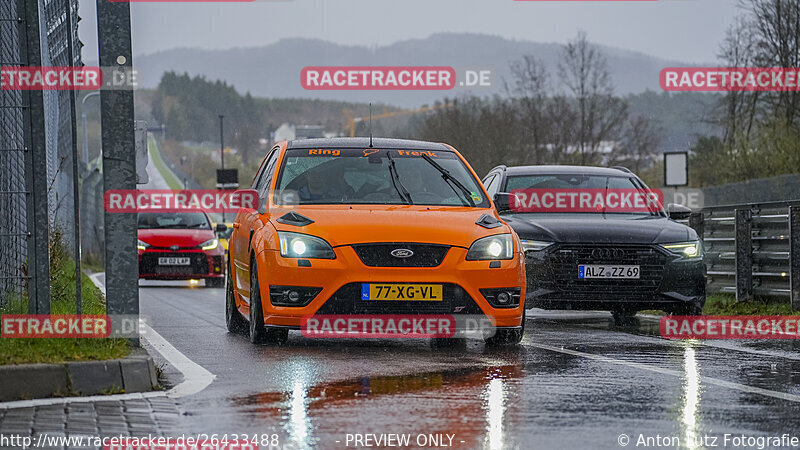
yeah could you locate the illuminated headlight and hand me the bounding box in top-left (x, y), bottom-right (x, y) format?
top-left (278, 232), bottom-right (336, 259)
top-left (661, 241), bottom-right (702, 258)
top-left (466, 234), bottom-right (513, 261)
top-left (520, 239), bottom-right (554, 253)
top-left (200, 239), bottom-right (219, 251)
top-left (137, 239), bottom-right (149, 251)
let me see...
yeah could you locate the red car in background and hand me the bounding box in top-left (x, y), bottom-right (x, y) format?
top-left (137, 212), bottom-right (226, 287)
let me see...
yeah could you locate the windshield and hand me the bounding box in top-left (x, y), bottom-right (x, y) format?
top-left (137, 212), bottom-right (211, 229)
top-left (504, 174), bottom-right (664, 218)
top-left (275, 148), bottom-right (490, 207)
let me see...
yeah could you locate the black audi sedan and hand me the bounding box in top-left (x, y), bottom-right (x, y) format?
top-left (482, 165), bottom-right (706, 323)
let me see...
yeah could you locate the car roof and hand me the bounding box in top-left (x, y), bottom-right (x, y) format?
top-left (502, 165), bottom-right (635, 177)
top-left (286, 137), bottom-right (450, 151)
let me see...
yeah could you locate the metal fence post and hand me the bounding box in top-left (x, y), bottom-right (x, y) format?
top-left (689, 212), bottom-right (705, 241)
top-left (19, 0), bottom-right (51, 313)
top-left (735, 208), bottom-right (753, 302)
top-left (790, 206), bottom-right (800, 311)
top-left (97, 0), bottom-right (138, 344)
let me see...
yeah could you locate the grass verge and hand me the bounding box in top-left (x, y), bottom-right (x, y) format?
top-left (148, 134), bottom-right (183, 190)
top-left (641, 293), bottom-right (797, 316)
top-left (0, 233), bottom-right (130, 366)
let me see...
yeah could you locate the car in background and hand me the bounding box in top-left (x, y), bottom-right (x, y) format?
top-left (213, 222), bottom-right (234, 251)
top-left (226, 138), bottom-right (526, 345)
top-left (138, 212), bottom-right (227, 287)
top-left (482, 165), bottom-right (706, 324)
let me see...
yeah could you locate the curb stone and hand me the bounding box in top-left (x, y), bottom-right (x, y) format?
top-left (0, 348), bottom-right (158, 402)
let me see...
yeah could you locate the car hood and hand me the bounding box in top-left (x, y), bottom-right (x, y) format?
top-left (502, 214), bottom-right (696, 244)
top-left (137, 228), bottom-right (216, 248)
top-left (271, 205), bottom-right (509, 248)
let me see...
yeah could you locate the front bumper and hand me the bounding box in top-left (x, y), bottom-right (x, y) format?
top-left (252, 245), bottom-right (526, 328)
top-left (139, 249), bottom-right (225, 280)
top-left (524, 244), bottom-right (706, 312)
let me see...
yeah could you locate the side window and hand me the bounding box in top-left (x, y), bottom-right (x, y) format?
top-left (253, 148), bottom-right (279, 192)
top-left (484, 173), bottom-right (501, 198)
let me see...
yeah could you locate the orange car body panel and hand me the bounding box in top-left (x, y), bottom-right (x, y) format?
top-left (229, 141), bottom-right (526, 330)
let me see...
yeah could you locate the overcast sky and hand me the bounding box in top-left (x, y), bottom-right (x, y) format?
top-left (79, 0), bottom-right (741, 63)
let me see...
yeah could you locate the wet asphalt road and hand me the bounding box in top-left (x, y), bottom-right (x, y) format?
top-left (138, 280), bottom-right (800, 449)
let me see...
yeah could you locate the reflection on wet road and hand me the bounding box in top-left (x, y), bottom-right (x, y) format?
top-left (139, 280), bottom-right (800, 449)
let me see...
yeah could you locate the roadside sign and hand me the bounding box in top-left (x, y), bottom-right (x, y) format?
top-left (664, 152), bottom-right (688, 187)
top-left (217, 168), bottom-right (239, 189)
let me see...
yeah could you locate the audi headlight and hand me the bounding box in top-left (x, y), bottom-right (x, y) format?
top-left (200, 239), bottom-right (219, 251)
top-left (278, 232), bottom-right (336, 259)
top-left (661, 241), bottom-right (702, 258)
top-left (520, 239), bottom-right (554, 253)
top-left (466, 234), bottom-right (514, 261)
top-left (137, 239), bottom-right (149, 251)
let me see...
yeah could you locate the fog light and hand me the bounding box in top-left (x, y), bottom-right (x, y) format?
top-left (269, 285), bottom-right (322, 307)
top-left (496, 291), bottom-right (511, 305)
top-left (480, 288), bottom-right (521, 309)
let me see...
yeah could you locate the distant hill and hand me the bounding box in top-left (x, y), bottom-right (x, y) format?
top-left (131, 33), bottom-right (693, 107)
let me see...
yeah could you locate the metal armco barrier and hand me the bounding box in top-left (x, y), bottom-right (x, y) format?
top-left (690, 200), bottom-right (800, 310)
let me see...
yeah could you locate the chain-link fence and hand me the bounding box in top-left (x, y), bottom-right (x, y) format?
top-left (0, 0), bottom-right (28, 302)
top-left (0, 0), bottom-right (81, 307)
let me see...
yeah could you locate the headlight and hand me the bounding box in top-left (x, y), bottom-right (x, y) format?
top-left (466, 234), bottom-right (513, 261)
top-left (200, 239), bottom-right (219, 251)
top-left (137, 239), bottom-right (149, 251)
top-left (661, 241), bottom-right (702, 258)
top-left (520, 239), bottom-right (554, 253)
top-left (278, 232), bottom-right (336, 259)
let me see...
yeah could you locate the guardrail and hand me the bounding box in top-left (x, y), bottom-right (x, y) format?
top-left (688, 200), bottom-right (800, 310)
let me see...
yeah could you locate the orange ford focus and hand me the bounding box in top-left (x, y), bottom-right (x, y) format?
top-left (226, 138), bottom-right (526, 345)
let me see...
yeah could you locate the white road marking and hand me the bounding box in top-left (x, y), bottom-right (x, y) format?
top-left (91, 272), bottom-right (216, 398)
top-left (531, 311), bottom-right (800, 361)
top-left (529, 342), bottom-right (800, 403)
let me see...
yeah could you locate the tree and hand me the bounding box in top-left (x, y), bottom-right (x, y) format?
top-left (557, 32), bottom-right (628, 165)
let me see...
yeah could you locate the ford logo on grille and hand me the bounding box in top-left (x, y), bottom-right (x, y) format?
top-left (390, 248), bottom-right (414, 258)
top-left (591, 248), bottom-right (625, 259)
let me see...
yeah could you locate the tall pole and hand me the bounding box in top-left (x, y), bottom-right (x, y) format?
top-left (219, 115), bottom-right (225, 222)
top-left (66, 0), bottom-right (82, 315)
top-left (97, 0), bottom-right (139, 345)
top-left (219, 115), bottom-right (225, 170)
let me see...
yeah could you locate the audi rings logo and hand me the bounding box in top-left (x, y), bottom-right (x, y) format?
top-left (591, 247), bottom-right (625, 260)
top-left (390, 248), bottom-right (415, 259)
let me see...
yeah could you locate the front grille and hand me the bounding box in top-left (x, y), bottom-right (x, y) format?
top-left (140, 252), bottom-right (208, 276)
top-left (315, 283), bottom-right (483, 315)
top-left (351, 243), bottom-right (450, 267)
top-left (547, 245), bottom-right (666, 294)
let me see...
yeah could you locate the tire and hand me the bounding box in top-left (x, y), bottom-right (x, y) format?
top-left (225, 268), bottom-right (247, 333)
top-left (205, 277), bottom-right (224, 288)
top-left (248, 256), bottom-right (289, 345)
top-left (249, 256), bottom-right (268, 344)
top-left (485, 308), bottom-right (525, 346)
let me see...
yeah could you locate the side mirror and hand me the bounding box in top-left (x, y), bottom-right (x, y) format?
top-left (493, 192), bottom-right (513, 213)
top-left (215, 223), bottom-right (228, 233)
top-left (666, 203), bottom-right (692, 220)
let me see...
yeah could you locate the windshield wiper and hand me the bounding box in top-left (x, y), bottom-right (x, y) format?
top-left (420, 153), bottom-right (475, 207)
top-left (386, 152), bottom-right (413, 205)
